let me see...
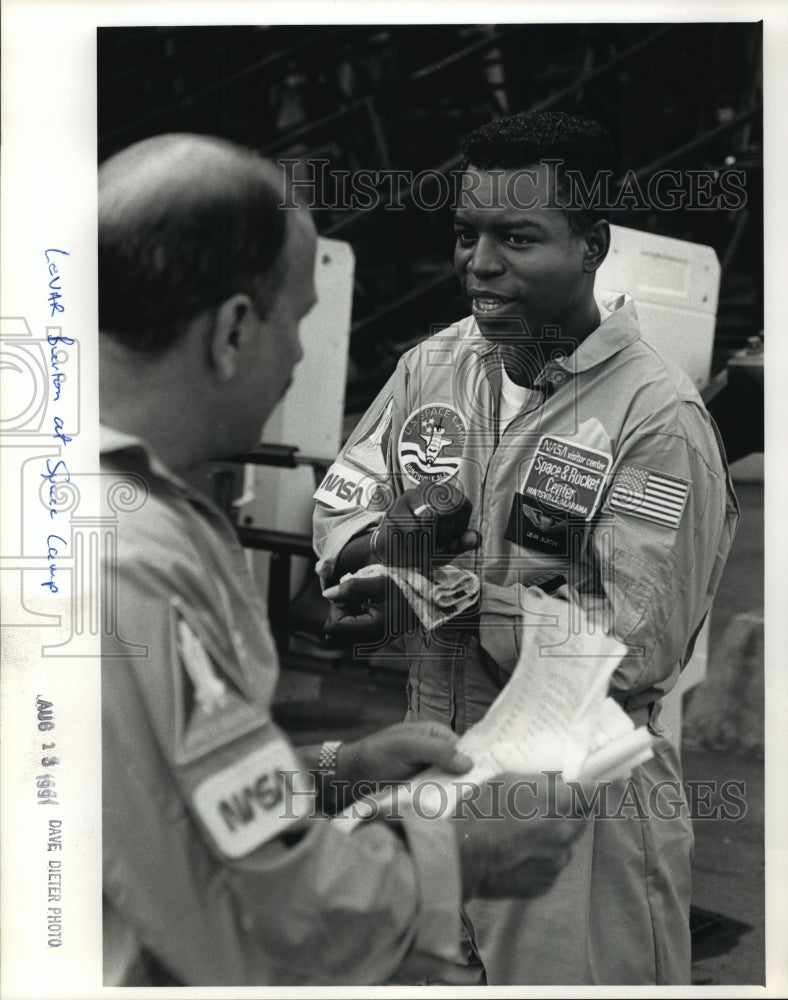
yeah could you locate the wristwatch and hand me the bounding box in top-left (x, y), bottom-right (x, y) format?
top-left (318, 740), bottom-right (343, 815)
top-left (318, 739), bottom-right (343, 777)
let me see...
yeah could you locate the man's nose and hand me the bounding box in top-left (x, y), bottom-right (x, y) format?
top-left (467, 235), bottom-right (504, 278)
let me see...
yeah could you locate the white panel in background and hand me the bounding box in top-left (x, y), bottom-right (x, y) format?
top-left (241, 236), bottom-right (355, 534)
top-left (599, 225), bottom-right (722, 735)
top-left (240, 237), bottom-right (355, 597)
top-left (261, 236), bottom-right (355, 460)
top-left (599, 224), bottom-right (721, 390)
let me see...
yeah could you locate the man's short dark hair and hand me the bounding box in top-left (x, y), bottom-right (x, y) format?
top-left (99, 134), bottom-right (288, 355)
top-left (459, 111), bottom-right (615, 233)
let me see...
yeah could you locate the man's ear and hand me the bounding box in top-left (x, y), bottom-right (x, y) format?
top-left (209, 294), bottom-right (258, 382)
top-left (582, 220), bottom-right (610, 273)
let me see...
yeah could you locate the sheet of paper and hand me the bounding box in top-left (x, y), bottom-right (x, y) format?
top-left (338, 592), bottom-right (653, 827)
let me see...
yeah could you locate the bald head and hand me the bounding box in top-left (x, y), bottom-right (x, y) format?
top-left (99, 134), bottom-right (290, 354)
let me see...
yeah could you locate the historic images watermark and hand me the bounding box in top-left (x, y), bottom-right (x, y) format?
top-left (279, 160), bottom-right (748, 214)
top-left (237, 769), bottom-right (749, 826)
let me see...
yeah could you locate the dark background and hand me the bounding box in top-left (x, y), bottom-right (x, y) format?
top-left (98, 23), bottom-right (763, 425)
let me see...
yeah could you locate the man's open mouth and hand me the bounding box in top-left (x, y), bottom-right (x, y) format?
top-left (471, 296), bottom-right (516, 315)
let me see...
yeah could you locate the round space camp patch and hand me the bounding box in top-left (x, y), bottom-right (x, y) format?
top-left (397, 403), bottom-right (466, 484)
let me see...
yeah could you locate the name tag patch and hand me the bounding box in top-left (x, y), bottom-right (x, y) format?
top-left (505, 435), bottom-right (611, 555)
top-left (313, 461), bottom-right (381, 511)
top-left (192, 739), bottom-right (311, 859)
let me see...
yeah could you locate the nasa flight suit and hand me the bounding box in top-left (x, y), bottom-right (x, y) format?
top-left (313, 293), bottom-right (739, 984)
top-left (100, 427), bottom-right (466, 986)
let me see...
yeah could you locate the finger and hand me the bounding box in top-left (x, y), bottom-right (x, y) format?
top-left (411, 720), bottom-right (459, 742)
top-left (323, 604), bottom-right (380, 634)
top-left (322, 575), bottom-right (387, 602)
top-left (325, 607), bottom-right (380, 630)
top-left (323, 594), bottom-right (370, 618)
top-left (408, 482), bottom-right (467, 518)
top-left (444, 750), bottom-right (474, 774)
top-left (408, 499), bottom-right (435, 520)
top-left (374, 720), bottom-right (455, 742)
top-left (322, 579), bottom-right (367, 602)
top-left (407, 734), bottom-right (473, 774)
top-left (388, 952), bottom-right (484, 987)
top-left (458, 528), bottom-right (481, 551)
top-left (323, 622), bottom-right (384, 645)
top-left (440, 528), bottom-right (482, 556)
top-left (407, 724), bottom-right (473, 773)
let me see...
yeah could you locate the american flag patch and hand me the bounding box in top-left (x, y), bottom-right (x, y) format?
top-left (608, 464), bottom-right (690, 528)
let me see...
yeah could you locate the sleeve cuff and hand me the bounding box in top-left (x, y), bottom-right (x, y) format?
top-left (314, 514), bottom-right (380, 584)
top-left (398, 807), bottom-right (466, 964)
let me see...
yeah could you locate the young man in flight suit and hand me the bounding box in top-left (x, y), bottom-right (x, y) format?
top-left (314, 111), bottom-right (739, 984)
top-left (99, 134), bottom-right (581, 987)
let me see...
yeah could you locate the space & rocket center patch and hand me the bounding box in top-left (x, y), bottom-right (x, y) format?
top-left (505, 435), bottom-right (612, 556)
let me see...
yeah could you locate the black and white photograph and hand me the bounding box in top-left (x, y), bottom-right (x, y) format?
top-left (1, 3), bottom-right (785, 997)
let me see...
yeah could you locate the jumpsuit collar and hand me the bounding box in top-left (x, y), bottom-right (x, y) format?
top-left (100, 424), bottom-right (198, 495)
top-left (461, 291), bottom-right (640, 391)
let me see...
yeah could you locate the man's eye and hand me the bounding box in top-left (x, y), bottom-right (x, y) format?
top-left (455, 231), bottom-right (477, 246)
top-left (504, 234), bottom-right (532, 247)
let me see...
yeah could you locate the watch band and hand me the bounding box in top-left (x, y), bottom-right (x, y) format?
top-left (317, 740), bottom-right (343, 816)
top-left (369, 525), bottom-right (385, 564)
top-left (318, 740), bottom-right (343, 776)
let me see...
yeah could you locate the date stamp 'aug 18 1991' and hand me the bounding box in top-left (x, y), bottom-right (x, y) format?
top-left (37, 694), bottom-right (64, 947)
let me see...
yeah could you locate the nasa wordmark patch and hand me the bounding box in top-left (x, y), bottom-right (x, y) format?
top-left (397, 403), bottom-right (466, 484)
top-left (313, 461), bottom-right (381, 510)
top-left (192, 739), bottom-right (312, 859)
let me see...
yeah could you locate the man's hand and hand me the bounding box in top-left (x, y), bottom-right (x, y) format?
top-left (374, 481), bottom-right (479, 574)
top-left (337, 721), bottom-right (472, 788)
top-left (454, 773), bottom-right (585, 899)
top-left (323, 572), bottom-right (389, 642)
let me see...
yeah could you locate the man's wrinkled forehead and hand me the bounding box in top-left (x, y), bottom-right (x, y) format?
top-left (456, 161), bottom-right (562, 213)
